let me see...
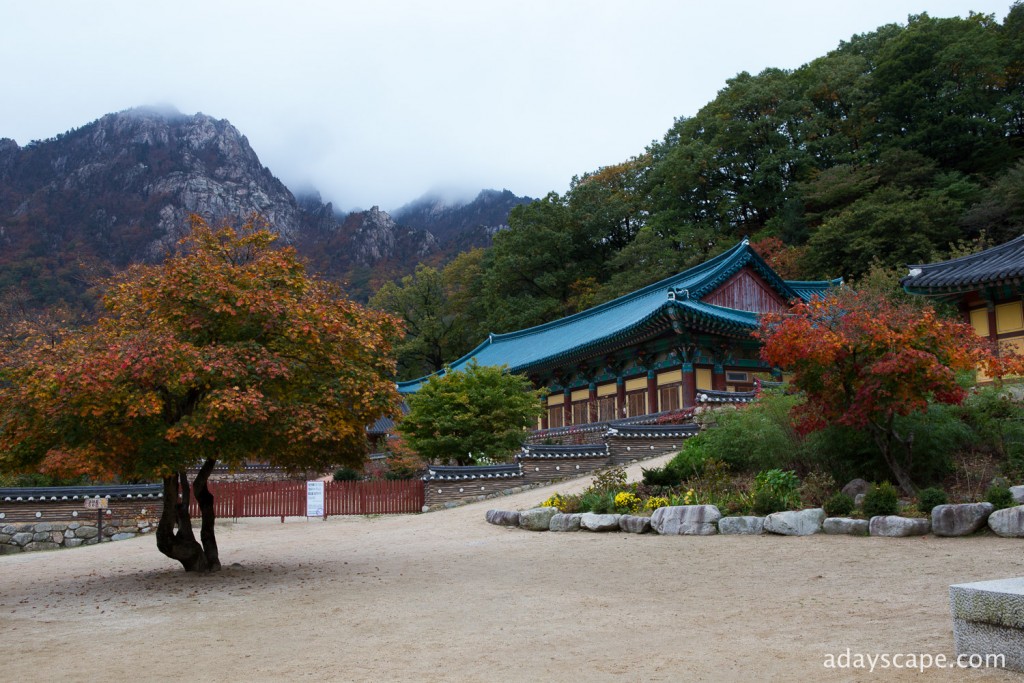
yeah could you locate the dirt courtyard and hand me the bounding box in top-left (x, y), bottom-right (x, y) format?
top-left (2, 454), bottom-right (1022, 682)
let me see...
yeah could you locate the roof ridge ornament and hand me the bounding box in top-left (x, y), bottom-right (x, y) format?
top-left (667, 287), bottom-right (690, 301)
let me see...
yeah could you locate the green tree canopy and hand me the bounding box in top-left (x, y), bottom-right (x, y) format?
top-left (398, 361), bottom-right (542, 466)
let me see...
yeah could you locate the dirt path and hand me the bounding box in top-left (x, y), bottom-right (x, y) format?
top-left (2, 455), bottom-right (1022, 682)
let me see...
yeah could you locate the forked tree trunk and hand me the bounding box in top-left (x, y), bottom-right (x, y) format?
top-left (155, 460), bottom-right (220, 572)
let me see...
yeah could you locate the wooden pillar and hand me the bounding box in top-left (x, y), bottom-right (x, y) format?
top-left (588, 382), bottom-right (598, 423)
top-left (682, 362), bottom-right (696, 409)
top-left (712, 362), bottom-right (726, 391)
top-left (563, 388), bottom-right (572, 426)
top-left (540, 393), bottom-right (549, 430)
top-left (647, 370), bottom-right (658, 415)
top-left (987, 300), bottom-right (999, 353)
top-left (616, 377), bottom-right (626, 418)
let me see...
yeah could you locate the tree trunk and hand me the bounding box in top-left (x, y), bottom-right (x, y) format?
top-left (155, 470), bottom-right (211, 572)
top-left (868, 420), bottom-right (916, 497)
top-left (193, 457), bottom-right (221, 571)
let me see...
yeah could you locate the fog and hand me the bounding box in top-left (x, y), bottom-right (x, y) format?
top-left (0, 1), bottom-right (1013, 211)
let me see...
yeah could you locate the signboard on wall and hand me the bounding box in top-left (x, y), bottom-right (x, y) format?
top-left (306, 481), bottom-right (325, 518)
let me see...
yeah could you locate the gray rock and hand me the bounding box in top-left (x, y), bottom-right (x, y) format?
top-left (988, 506), bottom-right (1024, 538)
top-left (822, 517), bottom-right (869, 536)
top-left (24, 541), bottom-right (60, 552)
top-left (869, 515), bottom-right (930, 537)
top-left (764, 508), bottom-right (825, 536)
top-left (485, 509), bottom-right (520, 527)
top-left (1011, 486), bottom-right (1024, 504)
top-left (0, 544), bottom-right (21, 554)
top-left (32, 532), bottom-right (51, 542)
top-left (718, 516), bottom-right (765, 535)
top-left (618, 515), bottom-right (652, 534)
top-left (34, 522), bottom-right (52, 532)
top-left (110, 532), bottom-right (137, 542)
top-left (549, 513), bottom-right (582, 532)
top-left (64, 529), bottom-right (75, 538)
top-left (580, 513), bottom-right (622, 531)
top-left (1, 524), bottom-right (15, 535)
top-left (854, 493), bottom-right (865, 508)
top-left (650, 505), bottom-right (721, 535)
top-left (68, 522), bottom-right (80, 530)
top-left (932, 502), bottom-right (994, 537)
top-left (48, 523), bottom-right (66, 531)
top-left (0, 533), bottom-right (10, 544)
top-left (842, 478), bottom-right (871, 499)
top-left (518, 507), bottom-right (557, 531)
top-left (65, 538), bottom-right (85, 548)
top-left (75, 526), bottom-right (99, 539)
top-left (49, 531), bottom-right (63, 543)
top-left (11, 532), bottom-right (33, 546)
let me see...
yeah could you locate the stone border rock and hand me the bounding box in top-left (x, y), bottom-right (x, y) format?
top-left (484, 505), bottom-right (1024, 539)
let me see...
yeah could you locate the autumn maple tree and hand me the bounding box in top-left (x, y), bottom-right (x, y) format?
top-left (0, 216), bottom-right (401, 571)
top-left (758, 288), bottom-right (1019, 495)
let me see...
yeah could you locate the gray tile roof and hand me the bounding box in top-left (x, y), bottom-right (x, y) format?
top-left (902, 234), bottom-right (1024, 293)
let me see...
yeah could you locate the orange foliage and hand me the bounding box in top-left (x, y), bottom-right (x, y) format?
top-left (0, 216), bottom-right (402, 482)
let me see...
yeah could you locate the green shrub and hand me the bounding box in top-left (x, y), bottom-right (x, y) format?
top-left (823, 492), bottom-right (855, 517)
top-left (694, 393), bottom-right (802, 472)
top-left (332, 467), bottom-right (361, 481)
top-left (641, 464), bottom-right (680, 487)
top-left (798, 469), bottom-right (836, 507)
top-left (579, 490), bottom-right (616, 514)
top-left (589, 466), bottom-right (627, 493)
top-left (985, 485), bottom-right (1015, 510)
top-left (917, 487), bottom-right (948, 515)
top-left (862, 482), bottom-right (899, 517)
top-left (751, 469), bottom-right (801, 515)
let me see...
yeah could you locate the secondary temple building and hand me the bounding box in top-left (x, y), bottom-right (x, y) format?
top-left (399, 238), bottom-right (839, 430)
top-left (902, 234), bottom-right (1024, 380)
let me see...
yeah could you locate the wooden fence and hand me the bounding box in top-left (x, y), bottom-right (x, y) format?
top-left (186, 480), bottom-right (424, 520)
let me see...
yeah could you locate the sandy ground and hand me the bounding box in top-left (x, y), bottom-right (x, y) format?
top-left (2, 453), bottom-right (1023, 683)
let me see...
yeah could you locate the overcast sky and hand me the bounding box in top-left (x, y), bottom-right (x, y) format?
top-left (0, 1), bottom-right (1015, 212)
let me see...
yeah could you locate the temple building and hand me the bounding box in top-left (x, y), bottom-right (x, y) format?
top-left (399, 239), bottom-right (839, 429)
top-left (902, 234), bottom-right (1024, 378)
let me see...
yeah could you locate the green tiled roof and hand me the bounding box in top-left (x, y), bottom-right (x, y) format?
top-left (398, 239), bottom-right (838, 393)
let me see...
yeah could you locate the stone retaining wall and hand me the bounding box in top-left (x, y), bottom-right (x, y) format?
top-left (518, 455), bottom-right (610, 484)
top-left (0, 518), bottom-right (156, 554)
top-left (606, 437), bottom-right (689, 465)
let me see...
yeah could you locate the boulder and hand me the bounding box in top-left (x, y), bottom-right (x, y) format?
top-left (110, 532), bottom-right (137, 542)
top-left (11, 532), bottom-right (33, 546)
top-left (650, 505), bottom-right (721, 535)
top-left (854, 493), bottom-right (865, 508)
top-left (931, 502), bottom-right (994, 537)
top-left (518, 507), bottom-right (557, 531)
top-left (1011, 486), bottom-right (1024, 504)
top-left (618, 515), bottom-right (652, 534)
top-left (485, 509), bottom-right (520, 527)
top-left (0, 544), bottom-right (21, 555)
top-left (842, 478), bottom-right (871, 499)
top-left (0, 533), bottom-right (10, 544)
top-left (1, 524), bottom-right (16, 535)
top-left (75, 526), bottom-right (99, 539)
top-left (549, 513), bottom-right (582, 532)
top-left (65, 538), bottom-right (85, 548)
top-left (764, 508), bottom-right (825, 536)
top-left (822, 517), bottom-right (869, 536)
top-left (869, 515), bottom-right (930, 537)
top-left (718, 516), bottom-right (765, 535)
top-left (988, 505), bottom-right (1024, 538)
top-left (580, 513), bottom-right (622, 531)
top-left (23, 541), bottom-right (60, 552)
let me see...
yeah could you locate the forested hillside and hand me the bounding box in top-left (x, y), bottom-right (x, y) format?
top-left (375, 8), bottom-right (1024, 381)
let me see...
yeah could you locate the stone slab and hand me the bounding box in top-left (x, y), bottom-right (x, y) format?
top-left (950, 577), bottom-right (1024, 672)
